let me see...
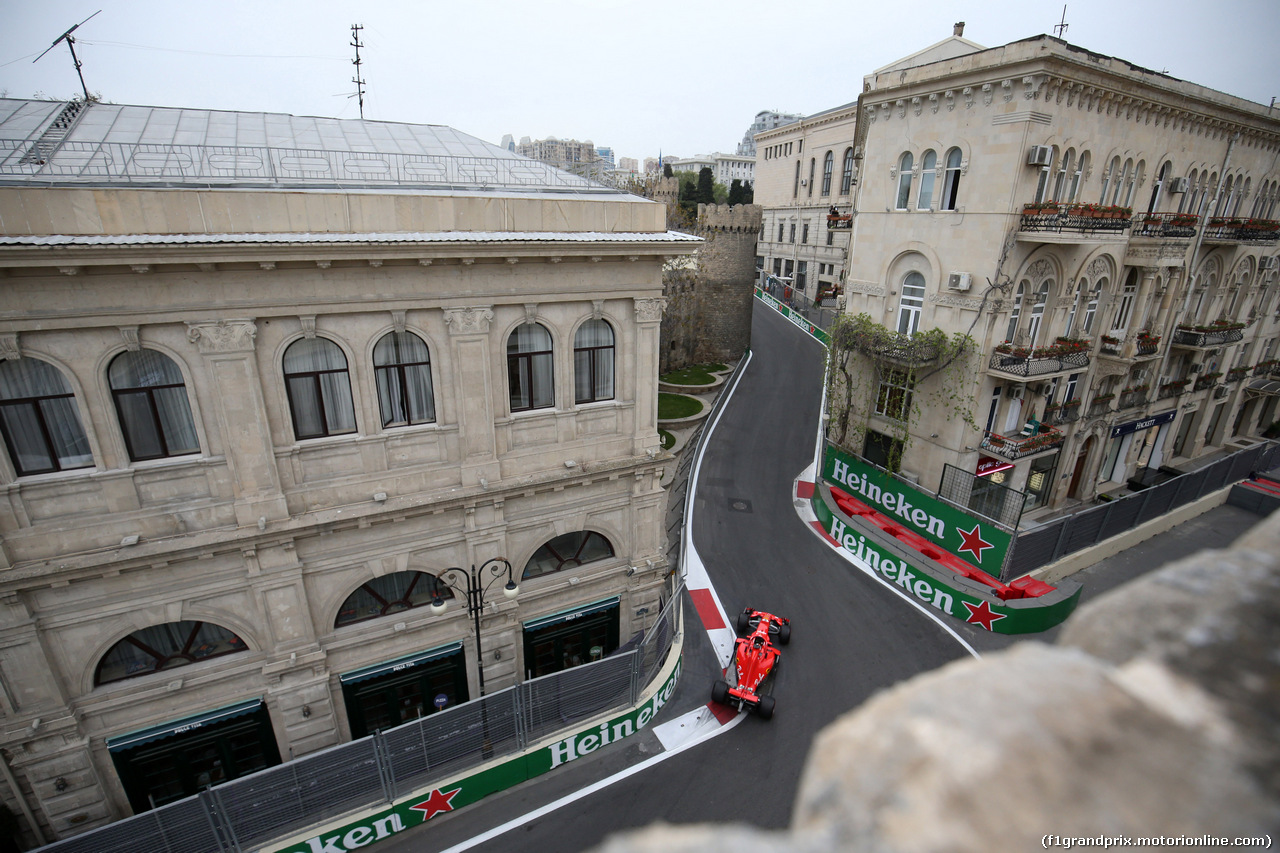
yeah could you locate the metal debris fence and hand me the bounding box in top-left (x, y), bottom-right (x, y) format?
top-left (34, 589), bottom-right (683, 853)
top-left (1004, 441), bottom-right (1280, 579)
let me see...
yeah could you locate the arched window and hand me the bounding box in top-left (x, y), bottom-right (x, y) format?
top-left (1100, 156), bottom-right (1120, 204)
top-left (1006, 282), bottom-right (1027, 340)
top-left (1217, 175), bottom-right (1236, 217)
top-left (1112, 269), bottom-right (1139, 332)
top-left (0, 358), bottom-right (93, 476)
top-left (283, 338), bottom-right (356, 440)
top-left (793, 160), bottom-right (801, 197)
top-left (335, 571), bottom-right (453, 627)
top-left (1034, 146), bottom-right (1058, 203)
top-left (1082, 280), bottom-right (1103, 334)
top-left (1235, 178), bottom-right (1250, 217)
top-left (94, 621), bottom-right (246, 686)
top-left (1027, 282), bottom-right (1051, 345)
top-left (108, 350), bottom-right (199, 461)
top-left (917, 150), bottom-right (937, 210)
top-left (373, 332), bottom-right (435, 428)
top-left (1148, 161), bottom-right (1171, 213)
top-left (1054, 149), bottom-right (1075, 201)
top-left (821, 150), bottom-right (834, 196)
top-left (1181, 169), bottom-right (1199, 214)
top-left (1114, 158), bottom-right (1132, 206)
top-left (1070, 152), bottom-right (1089, 203)
top-left (941, 147), bottom-right (963, 210)
top-left (1201, 173), bottom-right (1218, 217)
top-left (508, 322), bottom-right (554, 412)
top-left (840, 147), bottom-right (855, 195)
top-left (897, 272), bottom-right (926, 336)
top-left (808, 158), bottom-right (815, 197)
top-left (895, 152), bottom-right (914, 210)
top-left (1124, 160), bottom-right (1143, 208)
top-left (522, 531), bottom-right (615, 580)
top-left (574, 319), bottom-right (615, 404)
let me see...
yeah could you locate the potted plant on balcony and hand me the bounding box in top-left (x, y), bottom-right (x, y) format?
top-left (1169, 213), bottom-right (1199, 228)
top-left (995, 340), bottom-right (1030, 358)
top-left (1052, 335), bottom-right (1089, 354)
top-left (1227, 366), bottom-right (1251, 382)
top-left (1091, 392), bottom-right (1115, 405)
top-left (1136, 330), bottom-right (1161, 346)
top-left (1255, 359), bottom-right (1279, 375)
top-left (1023, 201), bottom-right (1059, 216)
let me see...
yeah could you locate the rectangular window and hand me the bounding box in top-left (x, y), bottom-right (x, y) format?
top-left (796, 261), bottom-right (807, 292)
top-left (789, 223), bottom-right (796, 243)
top-left (875, 369), bottom-right (914, 420)
top-left (827, 230), bottom-right (834, 246)
top-left (802, 223), bottom-right (809, 244)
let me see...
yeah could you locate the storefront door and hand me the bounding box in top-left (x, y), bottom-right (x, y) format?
top-left (523, 599), bottom-right (620, 679)
top-left (340, 643), bottom-right (468, 740)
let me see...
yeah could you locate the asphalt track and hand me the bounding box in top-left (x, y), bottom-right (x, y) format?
top-left (377, 304), bottom-right (1004, 853)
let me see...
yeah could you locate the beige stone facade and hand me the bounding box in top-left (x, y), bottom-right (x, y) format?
top-left (754, 103), bottom-right (859, 300)
top-left (841, 34), bottom-right (1280, 517)
top-left (0, 100), bottom-right (698, 840)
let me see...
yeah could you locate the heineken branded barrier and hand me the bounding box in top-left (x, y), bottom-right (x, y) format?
top-left (810, 481), bottom-right (1082, 634)
top-left (754, 287), bottom-right (833, 346)
top-left (34, 588), bottom-right (683, 853)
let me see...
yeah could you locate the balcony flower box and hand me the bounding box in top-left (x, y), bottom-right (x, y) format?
top-left (1159, 379), bottom-right (1190, 398)
top-left (1255, 359), bottom-right (1279, 376)
top-left (1226, 367), bottom-right (1251, 382)
top-left (1136, 331), bottom-right (1160, 346)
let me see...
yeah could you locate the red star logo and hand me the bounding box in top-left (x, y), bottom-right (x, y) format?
top-left (956, 524), bottom-right (994, 563)
top-left (962, 599), bottom-right (1007, 632)
top-left (409, 787), bottom-right (461, 822)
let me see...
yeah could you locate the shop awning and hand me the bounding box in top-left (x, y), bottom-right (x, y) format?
top-left (522, 597), bottom-right (620, 632)
top-left (1246, 378), bottom-right (1280, 397)
top-left (107, 698), bottom-right (262, 753)
top-left (339, 642), bottom-right (464, 686)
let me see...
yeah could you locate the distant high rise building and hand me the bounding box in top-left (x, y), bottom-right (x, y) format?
top-left (738, 110), bottom-right (802, 157)
top-left (596, 146), bottom-right (615, 169)
top-left (618, 157), bottom-right (639, 174)
top-left (499, 133), bottom-right (516, 152)
top-left (516, 136), bottom-right (602, 175)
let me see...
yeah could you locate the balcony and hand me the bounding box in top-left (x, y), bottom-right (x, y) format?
top-left (1088, 396), bottom-right (1115, 417)
top-left (1130, 212), bottom-right (1198, 239)
top-left (1117, 387), bottom-right (1149, 410)
top-left (1042, 401), bottom-right (1082, 426)
top-left (980, 424), bottom-right (1066, 460)
top-left (1019, 203), bottom-right (1132, 237)
top-left (826, 214), bottom-right (852, 230)
top-left (1203, 218), bottom-right (1280, 245)
top-left (1194, 373), bottom-right (1222, 392)
top-left (1226, 367), bottom-right (1252, 384)
top-left (988, 338), bottom-right (1091, 379)
top-left (1158, 380), bottom-right (1190, 399)
top-left (1172, 324), bottom-right (1246, 348)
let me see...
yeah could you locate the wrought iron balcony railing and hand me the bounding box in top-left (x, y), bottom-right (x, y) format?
top-left (979, 425), bottom-right (1066, 460)
top-left (1043, 403), bottom-right (1082, 426)
top-left (1130, 213), bottom-right (1199, 239)
top-left (1117, 389), bottom-right (1148, 410)
top-left (1203, 219), bottom-right (1280, 244)
top-left (1019, 205), bottom-right (1132, 235)
top-left (1172, 326), bottom-right (1245, 348)
top-left (1158, 381), bottom-right (1189, 399)
top-left (988, 348), bottom-right (1090, 378)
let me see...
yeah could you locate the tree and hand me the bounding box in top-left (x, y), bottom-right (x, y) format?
top-left (697, 167), bottom-right (715, 205)
top-left (728, 179), bottom-right (744, 206)
top-left (741, 180), bottom-right (754, 204)
top-left (663, 162), bottom-right (673, 178)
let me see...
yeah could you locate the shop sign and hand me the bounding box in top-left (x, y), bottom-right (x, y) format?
top-left (975, 456), bottom-right (1014, 477)
top-left (1109, 410), bottom-right (1176, 439)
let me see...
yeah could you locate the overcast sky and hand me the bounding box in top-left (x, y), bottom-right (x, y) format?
top-left (2, 0), bottom-right (1277, 165)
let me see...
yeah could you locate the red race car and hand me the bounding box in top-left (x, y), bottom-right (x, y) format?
top-left (711, 608), bottom-right (790, 719)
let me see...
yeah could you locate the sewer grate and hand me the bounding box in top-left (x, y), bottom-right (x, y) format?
top-left (729, 498), bottom-right (753, 513)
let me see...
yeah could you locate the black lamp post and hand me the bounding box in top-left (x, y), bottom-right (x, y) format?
top-left (429, 558), bottom-right (519, 696)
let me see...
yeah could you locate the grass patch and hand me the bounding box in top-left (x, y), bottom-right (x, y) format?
top-left (659, 429), bottom-right (676, 450)
top-left (660, 363), bottom-right (729, 386)
top-left (658, 393), bottom-right (703, 420)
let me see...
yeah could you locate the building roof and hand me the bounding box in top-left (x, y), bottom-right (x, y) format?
top-left (0, 230), bottom-right (701, 248)
top-left (0, 99), bottom-right (624, 196)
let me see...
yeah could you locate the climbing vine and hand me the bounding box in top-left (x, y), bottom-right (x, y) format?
top-left (826, 313), bottom-right (977, 473)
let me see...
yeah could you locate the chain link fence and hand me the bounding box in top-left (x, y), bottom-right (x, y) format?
top-left (35, 588), bottom-right (683, 853)
top-left (1005, 441), bottom-right (1280, 579)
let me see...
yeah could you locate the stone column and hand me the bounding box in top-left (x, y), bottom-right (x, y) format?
top-left (633, 297), bottom-right (666, 455)
top-left (185, 320), bottom-right (289, 526)
top-left (443, 307), bottom-right (499, 488)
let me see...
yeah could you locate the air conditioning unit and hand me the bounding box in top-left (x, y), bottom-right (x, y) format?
top-left (1168, 176), bottom-right (1189, 193)
top-left (1214, 385), bottom-right (1229, 399)
top-left (1007, 385), bottom-right (1024, 400)
top-left (800, 179), bottom-right (807, 186)
top-left (1027, 145), bottom-right (1053, 167)
top-left (947, 271), bottom-right (972, 292)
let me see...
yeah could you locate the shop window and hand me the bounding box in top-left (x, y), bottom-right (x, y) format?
top-left (522, 531), bottom-right (615, 580)
top-left (523, 600), bottom-right (620, 679)
top-left (335, 571), bottom-right (453, 628)
top-left (108, 350), bottom-right (199, 462)
top-left (1024, 452), bottom-right (1060, 510)
top-left (0, 357), bottom-right (93, 476)
top-left (340, 645), bottom-right (468, 739)
top-left (95, 621), bottom-right (247, 686)
top-left (508, 322), bottom-right (554, 412)
top-left (283, 337), bottom-right (356, 440)
top-left (373, 331), bottom-right (435, 428)
top-left (574, 319), bottom-right (615, 404)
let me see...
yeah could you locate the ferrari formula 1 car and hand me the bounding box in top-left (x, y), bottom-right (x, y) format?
top-left (711, 608), bottom-right (790, 719)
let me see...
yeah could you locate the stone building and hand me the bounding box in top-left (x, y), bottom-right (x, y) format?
top-left (838, 29), bottom-right (1280, 518)
top-left (0, 98), bottom-right (697, 841)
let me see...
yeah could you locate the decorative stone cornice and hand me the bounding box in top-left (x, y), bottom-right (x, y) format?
top-left (0, 333), bottom-right (19, 361)
top-left (119, 326), bottom-right (141, 352)
top-left (443, 306), bottom-right (494, 336)
top-left (929, 293), bottom-right (984, 310)
top-left (185, 319), bottom-right (258, 354)
top-left (633, 297), bottom-right (666, 324)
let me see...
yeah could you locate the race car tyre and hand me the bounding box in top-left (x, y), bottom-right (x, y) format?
top-left (711, 680), bottom-right (730, 706)
top-left (736, 611), bottom-right (753, 636)
top-left (756, 694), bottom-right (776, 720)
top-left (777, 623), bottom-right (791, 645)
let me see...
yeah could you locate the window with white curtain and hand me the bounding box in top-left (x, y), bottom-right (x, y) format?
top-left (508, 322), bottom-right (554, 412)
top-left (1007, 282), bottom-right (1027, 340)
top-left (1069, 151), bottom-right (1089, 202)
top-left (373, 331), bottom-right (435, 428)
top-left (283, 337), bottom-right (357, 440)
top-left (574, 319), bottom-right (614, 404)
top-left (108, 350), bottom-right (199, 461)
top-left (1027, 283), bottom-right (1051, 345)
top-left (0, 358), bottom-right (93, 476)
top-left (917, 150), bottom-right (937, 210)
top-left (1054, 149), bottom-right (1075, 201)
top-left (896, 152), bottom-right (914, 210)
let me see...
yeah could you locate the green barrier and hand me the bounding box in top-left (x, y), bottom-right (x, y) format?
top-left (271, 657), bottom-right (682, 853)
top-left (811, 491), bottom-right (1079, 634)
top-left (821, 443), bottom-right (1011, 578)
top-left (754, 287), bottom-right (832, 346)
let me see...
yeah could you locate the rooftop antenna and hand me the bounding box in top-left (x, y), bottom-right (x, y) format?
top-left (350, 24), bottom-right (366, 119)
top-left (33, 10), bottom-right (102, 102)
top-left (1053, 5), bottom-right (1069, 40)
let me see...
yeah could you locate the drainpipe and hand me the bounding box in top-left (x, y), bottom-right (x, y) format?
top-left (1153, 132), bottom-right (1239, 400)
top-left (0, 749), bottom-right (46, 846)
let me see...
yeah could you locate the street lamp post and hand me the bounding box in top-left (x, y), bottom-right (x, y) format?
top-left (429, 558), bottom-right (519, 697)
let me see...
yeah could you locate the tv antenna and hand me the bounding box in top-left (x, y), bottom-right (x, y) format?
top-left (1053, 5), bottom-right (1069, 39)
top-left (33, 10), bottom-right (102, 102)
top-left (350, 24), bottom-right (366, 119)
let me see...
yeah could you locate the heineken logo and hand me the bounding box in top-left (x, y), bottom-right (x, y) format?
top-left (829, 458), bottom-right (948, 538)
top-left (829, 517), bottom-right (956, 616)
top-left (956, 524), bottom-right (994, 562)
top-left (549, 661), bottom-right (679, 769)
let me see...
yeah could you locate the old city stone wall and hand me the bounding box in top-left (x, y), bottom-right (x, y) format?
top-left (660, 203), bottom-right (761, 373)
top-left (592, 509), bottom-right (1280, 853)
